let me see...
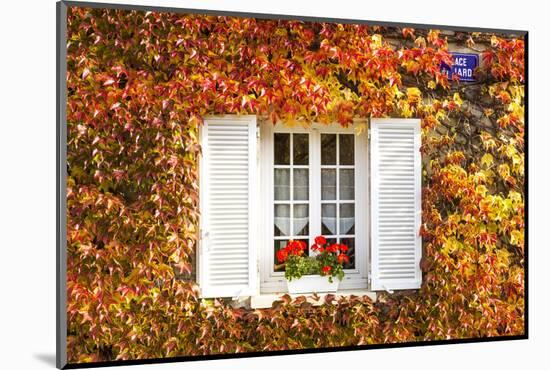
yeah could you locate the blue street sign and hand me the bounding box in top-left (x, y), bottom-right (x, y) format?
top-left (441, 53), bottom-right (479, 82)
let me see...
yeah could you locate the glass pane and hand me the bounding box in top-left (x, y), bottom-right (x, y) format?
top-left (274, 168), bottom-right (290, 200)
top-left (274, 133), bottom-right (290, 165)
top-left (321, 204), bottom-right (337, 235)
top-left (339, 134), bottom-right (355, 165)
top-left (293, 168), bottom-right (309, 200)
top-left (274, 239), bottom-right (289, 272)
top-left (325, 238), bottom-right (337, 248)
top-left (339, 237), bottom-right (356, 269)
top-left (321, 169), bottom-right (336, 200)
top-left (293, 134), bottom-right (309, 165)
top-left (340, 204), bottom-right (355, 235)
top-left (274, 204), bottom-right (290, 236)
top-left (339, 169), bottom-right (355, 200)
top-left (321, 134), bottom-right (336, 165)
top-left (293, 204), bottom-right (309, 236)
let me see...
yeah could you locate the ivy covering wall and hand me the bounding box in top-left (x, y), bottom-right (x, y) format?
top-left (66, 7), bottom-right (525, 363)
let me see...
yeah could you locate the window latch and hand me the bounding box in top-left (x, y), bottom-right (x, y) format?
top-left (381, 285), bottom-right (394, 294)
top-left (201, 230), bottom-right (210, 252)
top-left (232, 289), bottom-right (244, 301)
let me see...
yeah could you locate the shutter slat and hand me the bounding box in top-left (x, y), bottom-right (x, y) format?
top-left (199, 116), bottom-right (257, 298)
top-left (371, 119), bottom-right (422, 291)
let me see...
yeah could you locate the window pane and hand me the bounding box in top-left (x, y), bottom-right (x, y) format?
top-left (274, 133), bottom-right (290, 165)
top-left (321, 169), bottom-right (336, 200)
top-left (293, 133), bottom-right (309, 165)
top-left (274, 204), bottom-right (290, 236)
top-left (321, 204), bottom-right (337, 235)
top-left (339, 169), bottom-right (355, 200)
top-left (339, 237), bottom-right (355, 269)
top-left (321, 134), bottom-right (336, 165)
top-left (340, 203), bottom-right (355, 235)
top-left (274, 168), bottom-right (290, 200)
top-left (325, 238), bottom-right (337, 248)
top-left (293, 168), bottom-right (309, 200)
top-left (274, 239), bottom-right (289, 272)
top-left (293, 204), bottom-right (309, 236)
top-left (339, 134), bottom-right (355, 165)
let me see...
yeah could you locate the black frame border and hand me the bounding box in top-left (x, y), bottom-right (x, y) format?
top-left (56, 1), bottom-right (529, 368)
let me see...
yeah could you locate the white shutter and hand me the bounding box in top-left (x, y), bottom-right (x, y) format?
top-left (370, 118), bottom-right (422, 291)
top-left (199, 116), bottom-right (258, 298)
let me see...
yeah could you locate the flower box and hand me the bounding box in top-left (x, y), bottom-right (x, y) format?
top-left (287, 275), bottom-right (340, 294)
top-left (277, 236), bottom-right (349, 294)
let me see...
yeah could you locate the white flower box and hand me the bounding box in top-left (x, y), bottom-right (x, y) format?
top-left (286, 275), bottom-right (340, 294)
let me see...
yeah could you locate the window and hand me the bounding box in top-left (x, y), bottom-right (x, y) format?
top-left (199, 116), bottom-right (421, 299)
top-left (260, 123), bottom-right (368, 293)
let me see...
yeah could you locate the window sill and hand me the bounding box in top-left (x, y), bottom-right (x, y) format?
top-left (250, 290), bottom-right (377, 309)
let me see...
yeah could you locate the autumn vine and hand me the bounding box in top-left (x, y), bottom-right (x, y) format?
top-left (65, 7), bottom-right (525, 362)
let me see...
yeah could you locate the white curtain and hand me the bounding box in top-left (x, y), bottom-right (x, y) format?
top-left (321, 217), bottom-right (354, 235)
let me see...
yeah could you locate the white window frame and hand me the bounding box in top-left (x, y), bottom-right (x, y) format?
top-left (259, 122), bottom-right (369, 293)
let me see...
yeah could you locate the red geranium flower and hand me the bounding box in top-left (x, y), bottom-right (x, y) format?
top-left (286, 240), bottom-right (306, 256)
top-left (315, 236), bottom-right (327, 245)
top-left (327, 243), bottom-right (339, 253)
top-left (339, 244), bottom-right (349, 252)
top-left (276, 248), bottom-right (288, 263)
top-left (321, 265), bottom-right (332, 275)
top-left (337, 254), bottom-right (349, 264)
